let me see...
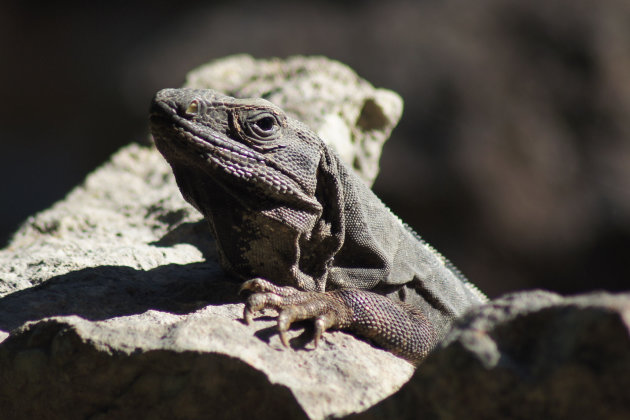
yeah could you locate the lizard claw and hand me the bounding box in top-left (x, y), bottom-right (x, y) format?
top-left (313, 314), bottom-right (335, 348)
top-left (240, 278), bottom-right (299, 296)
top-left (277, 308), bottom-right (302, 348)
top-left (279, 330), bottom-right (291, 348)
top-left (239, 278), bottom-right (267, 295)
top-left (243, 307), bottom-right (254, 325)
top-left (241, 279), bottom-right (350, 350)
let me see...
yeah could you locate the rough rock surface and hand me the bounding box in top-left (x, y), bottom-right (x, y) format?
top-left (0, 56), bottom-right (411, 419)
top-left (0, 143), bottom-right (413, 420)
top-left (184, 54), bottom-right (403, 186)
top-left (354, 290), bottom-right (630, 419)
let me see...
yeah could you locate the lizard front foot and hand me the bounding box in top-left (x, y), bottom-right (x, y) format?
top-left (240, 278), bottom-right (351, 348)
top-left (240, 278), bottom-right (437, 364)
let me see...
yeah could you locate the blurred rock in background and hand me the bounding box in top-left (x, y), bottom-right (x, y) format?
top-left (1, 0), bottom-right (629, 297)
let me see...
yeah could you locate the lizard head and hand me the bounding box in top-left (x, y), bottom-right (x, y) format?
top-left (149, 88), bottom-right (326, 215)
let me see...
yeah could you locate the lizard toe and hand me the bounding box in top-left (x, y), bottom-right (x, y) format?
top-left (239, 278), bottom-right (273, 295)
top-left (242, 288), bottom-right (350, 349)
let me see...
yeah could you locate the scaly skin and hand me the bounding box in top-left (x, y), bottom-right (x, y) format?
top-left (149, 88), bottom-right (487, 364)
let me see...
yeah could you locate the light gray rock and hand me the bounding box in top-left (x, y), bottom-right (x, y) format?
top-left (0, 142), bottom-right (413, 419)
top-left (0, 144), bottom-right (209, 298)
top-left (184, 54), bottom-right (403, 186)
top-left (354, 290), bottom-right (630, 419)
top-left (0, 53), bottom-right (412, 420)
top-left (0, 305), bottom-right (412, 420)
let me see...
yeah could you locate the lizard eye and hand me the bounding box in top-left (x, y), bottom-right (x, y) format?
top-left (245, 112), bottom-right (282, 141)
top-left (253, 116), bottom-right (275, 132)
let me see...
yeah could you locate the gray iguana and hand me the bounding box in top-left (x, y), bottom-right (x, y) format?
top-left (149, 88), bottom-right (487, 364)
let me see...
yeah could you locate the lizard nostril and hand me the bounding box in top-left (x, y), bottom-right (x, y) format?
top-left (185, 100), bottom-right (199, 115)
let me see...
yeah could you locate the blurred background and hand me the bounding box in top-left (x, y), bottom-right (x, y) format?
top-left (1, 0), bottom-right (628, 297)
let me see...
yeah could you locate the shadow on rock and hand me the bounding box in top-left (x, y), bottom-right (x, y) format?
top-left (0, 262), bottom-right (241, 333)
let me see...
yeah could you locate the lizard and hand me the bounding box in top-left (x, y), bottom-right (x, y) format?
top-left (149, 88), bottom-right (488, 364)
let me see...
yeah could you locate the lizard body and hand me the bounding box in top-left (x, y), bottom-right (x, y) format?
top-left (149, 88), bottom-right (487, 363)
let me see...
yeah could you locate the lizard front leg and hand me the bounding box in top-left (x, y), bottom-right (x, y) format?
top-left (240, 278), bottom-right (437, 364)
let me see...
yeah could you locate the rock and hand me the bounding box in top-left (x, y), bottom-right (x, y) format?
top-left (354, 290), bottom-right (630, 419)
top-left (0, 143), bottom-right (413, 419)
top-left (0, 144), bottom-right (209, 298)
top-left (0, 306), bottom-right (412, 420)
top-left (184, 54), bottom-right (403, 186)
top-left (0, 54), bottom-right (412, 419)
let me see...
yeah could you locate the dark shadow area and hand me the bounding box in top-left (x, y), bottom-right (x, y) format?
top-left (0, 330), bottom-right (311, 420)
top-left (248, 317), bottom-right (317, 350)
top-left (151, 220), bottom-right (218, 261)
top-left (0, 262), bottom-right (241, 333)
